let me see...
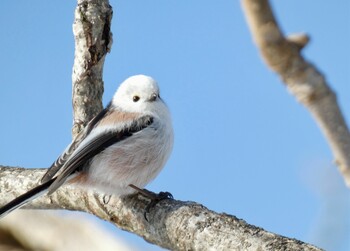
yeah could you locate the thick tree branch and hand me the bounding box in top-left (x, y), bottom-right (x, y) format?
top-left (72, 0), bottom-right (113, 137)
top-left (0, 166), bottom-right (321, 251)
top-left (241, 0), bottom-right (350, 186)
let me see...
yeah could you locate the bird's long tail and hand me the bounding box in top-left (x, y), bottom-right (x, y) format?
top-left (0, 178), bottom-right (56, 218)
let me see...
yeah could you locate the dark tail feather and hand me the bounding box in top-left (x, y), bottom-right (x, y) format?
top-left (0, 178), bottom-right (56, 218)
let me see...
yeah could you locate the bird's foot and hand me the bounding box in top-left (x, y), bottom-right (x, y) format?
top-left (129, 184), bottom-right (173, 221)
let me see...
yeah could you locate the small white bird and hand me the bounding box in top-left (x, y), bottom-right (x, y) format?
top-left (0, 75), bottom-right (174, 218)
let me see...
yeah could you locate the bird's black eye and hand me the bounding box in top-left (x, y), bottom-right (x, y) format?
top-left (133, 95), bottom-right (140, 102)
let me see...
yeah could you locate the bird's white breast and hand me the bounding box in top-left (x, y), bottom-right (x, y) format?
top-left (75, 116), bottom-right (173, 196)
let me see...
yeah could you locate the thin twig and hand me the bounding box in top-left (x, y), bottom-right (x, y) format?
top-left (241, 0), bottom-right (350, 186)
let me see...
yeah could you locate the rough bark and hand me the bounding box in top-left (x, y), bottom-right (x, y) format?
top-left (0, 166), bottom-right (322, 251)
top-left (72, 0), bottom-right (113, 137)
top-left (241, 0), bottom-right (350, 186)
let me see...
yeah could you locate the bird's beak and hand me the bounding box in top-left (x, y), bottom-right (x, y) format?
top-left (149, 93), bottom-right (158, 102)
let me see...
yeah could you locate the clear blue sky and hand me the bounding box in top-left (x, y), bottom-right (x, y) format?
top-left (0, 1), bottom-right (349, 250)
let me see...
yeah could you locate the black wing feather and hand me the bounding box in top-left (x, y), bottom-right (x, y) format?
top-left (47, 115), bottom-right (154, 194)
top-left (0, 178), bottom-right (56, 218)
top-left (41, 103), bottom-right (113, 183)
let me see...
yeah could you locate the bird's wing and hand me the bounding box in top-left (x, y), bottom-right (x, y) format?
top-left (41, 104), bottom-right (112, 183)
top-left (47, 115), bottom-right (154, 194)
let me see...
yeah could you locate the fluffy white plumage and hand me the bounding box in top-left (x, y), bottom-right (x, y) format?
top-left (0, 74), bottom-right (174, 217)
top-left (71, 75), bottom-right (174, 195)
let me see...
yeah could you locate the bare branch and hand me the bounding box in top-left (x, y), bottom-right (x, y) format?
top-left (241, 0), bottom-right (350, 186)
top-left (0, 166), bottom-right (321, 251)
top-left (0, 211), bottom-right (133, 251)
top-left (72, 0), bottom-right (113, 137)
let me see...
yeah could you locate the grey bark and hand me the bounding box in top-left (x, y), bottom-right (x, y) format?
top-left (241, 0), bottom-right (350, 186)
top-left (0, 166), bottom-right (322, 251)
top-left (72, 0), bottom-right (113, 137)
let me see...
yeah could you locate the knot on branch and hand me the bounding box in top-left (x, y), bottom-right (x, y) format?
top-left (286, 33), bottom-right (310, 51)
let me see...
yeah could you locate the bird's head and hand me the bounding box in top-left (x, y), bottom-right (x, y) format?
top-left (112, 75), bottom-right (165, 114)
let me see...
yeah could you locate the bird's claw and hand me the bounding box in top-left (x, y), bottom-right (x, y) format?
top-left (144, 191), bottom-right (173, 221)
top-left (128, 184), bottom-right (173, 221)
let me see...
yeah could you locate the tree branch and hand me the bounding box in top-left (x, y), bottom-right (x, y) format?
top-left (241, 0), bottom-right (350, 186)
top-left (0, 166), bottom-right (321, 251)
top-left (72, 0), bottom-right (113, 137)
